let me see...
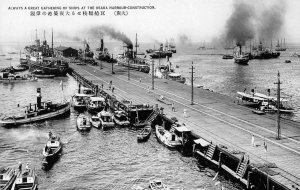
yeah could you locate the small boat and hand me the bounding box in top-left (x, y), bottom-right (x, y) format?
top-left (11, 164), bottom-right (38, 190)
top-left (71, 93), bottom-right (89, 111)
top-left (98, 111), bottom-right (114, 130)
top-left (76, 114), bottom-right (91, 131)
top-left (285, 60), bottom-right (291, 63)
top-left (155, 125), bottom-right (182, 148)
top-left (33, 74), bottom-right (55, 79)
top-left (112, 111), bottom-right (130, 126)
top-left (167, 73), bottom-right (186, 83)
top-left (42, 132), bottom-right (62, 164)
top-left (5, 58), bottom-right (13, 60)
top-left (0, 167), bottom-right (16, 190)
top-left (222, 54), bottom-right (234, 59)
top-left (90, 115), bottom-right (101, 128)
top-left (0, 73), bottom-right (38, 83)
top-left (87, 96), bottom-right (106, 114)
top-left (234, 56), bottom-right (249, 65)
top-left (137, 125), bottom-right (151, 142)
top-left (0, 101), bottom-right (70, 127)
top-left (149, 180), bottom-right (169, 190)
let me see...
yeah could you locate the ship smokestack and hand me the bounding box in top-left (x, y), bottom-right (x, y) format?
top-left (37, 88), bottom-right (42, 109)
top-left (100, 39), bottom-right (104, 51)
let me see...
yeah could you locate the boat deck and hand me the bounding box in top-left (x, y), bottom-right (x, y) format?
top-left (70, 61), bottom-right (300, 189)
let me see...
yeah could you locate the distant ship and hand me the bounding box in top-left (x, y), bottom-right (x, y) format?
top-left (95, 34), bottom-right (117, 63)
top-left (234, 44), bottom-right (249, 65)
top-left (275, 38), bottom-right (287, 51)
top-left (149, 43), bottom-right (172, 59)
top-left (251, 42), bottom-right (280, 59)
top-left (26, 29), bottom-right (70, 76)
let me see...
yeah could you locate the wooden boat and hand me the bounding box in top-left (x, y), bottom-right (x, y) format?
top-left (149, 180), bottom-right (169, 190)
top-left (137, 125), bottom-right (151, 142)
top-left (42, 133), bottom-right (62, 164)
top-left (0, 101), bottom-right (70, 127)
top-left (167, 73), bottom-right (186, 83)
top-left (90, 115), bottom-right (101, 128)
top-left (0, 73), bottom-right (38, 83)
top-left (155, 125), bottom-right (181, 148)
top-left (71, 93), bottom-right (89, 111)
top-left (76, 114), bottom-right (91, 131)
top-left (11, 165), bottom-right (38, 190)
top-left (112, 111), bottom-right (130, 126)
top-left (87, 96), bottom-right (106, 114)
top-left (98, 111), bottom-right (114, 130)
top-left (0, 167), bottom-right (16, 190)
top-left (236, 91), bottom-right (265, 107)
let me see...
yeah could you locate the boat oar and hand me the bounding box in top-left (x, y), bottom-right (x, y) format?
top-left (212, 171), bottom-right (219, 181)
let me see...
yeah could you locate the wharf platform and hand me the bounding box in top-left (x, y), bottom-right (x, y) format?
top-left (69, 61), bottom-right (300, 189)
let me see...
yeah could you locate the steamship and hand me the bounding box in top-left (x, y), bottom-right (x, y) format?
top-left (0, 88), bottom-right (70, 127)
top-left (25, 30), bottom-right (70, 77)
top-left (251, 41), bottom-right (280, 59)
top-left (234, 44), bottom-right (249, 65)
top-left (149, 43), bottom-right (172, 59)
top-left (96, 34), bottom-right (117, 63)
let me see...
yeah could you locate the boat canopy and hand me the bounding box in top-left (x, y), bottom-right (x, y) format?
top-left (90, 97), bottom-right (105, 102)
top-left (174, 125), bottom-right (191, 132)
top-left (194, 138), bottom-right (210, 147)
top-left (254, 92), bottom-right (289, 102)
top-left (74, 93), bottom-right (89, 97)
top-left (168, 73), bottom-right (181, 77)
top-left (237, 92), bottom-right (265, 101)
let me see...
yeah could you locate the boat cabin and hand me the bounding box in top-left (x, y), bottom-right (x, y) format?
top-left (14, 169), bottom-right (36, 189)
top-left (88, 97), bottom-right (105, 108)
top-left (0, 167), bottom-right (14, 187)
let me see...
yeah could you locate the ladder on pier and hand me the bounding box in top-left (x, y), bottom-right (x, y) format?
top-left (236, 155), bottom-right (249, 178)
top-left (138, 109), bottom-right (160, 126)
top-left (205, 144), bottom-right (217, 160)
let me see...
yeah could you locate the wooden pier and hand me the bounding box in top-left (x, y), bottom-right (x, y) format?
top-left (69, 61), bottom-right (300, 190)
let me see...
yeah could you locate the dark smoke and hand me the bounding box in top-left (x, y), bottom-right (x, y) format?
top-left (88, 25), bottom-right (133, 48)
top-left (225, 0), bottom-right (255, 46)
top-left (56, 32), bottom-right (81, 42)
top-left (177, 34), bottom-right (192, 46)
top-left (257, 0), bottom-right (287, 40)
top-left (223, 0), bottom-right (287, 46)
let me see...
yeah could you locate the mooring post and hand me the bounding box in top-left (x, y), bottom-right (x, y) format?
top-left (151, 60), bottom-right (154, 90)
top-left (218, 152), bottom-right (223, 172)
top-left (247, 171), bottom-right (252, 190)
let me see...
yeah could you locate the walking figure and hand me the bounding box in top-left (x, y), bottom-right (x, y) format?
top-left (171, 103), bottom-right (175, 112)
top-left (183, 109), bottom-right (187, 118)
top-left (251, 135), bottom-right (255, 147)
top-left (112, 85), bottom-right (115, 93)
top-left (18, 162), bottom-right (22, 172)
top-left (101, 83), bottom-right (104, 90)
top-left (139, 78), bottom-right (142, 83)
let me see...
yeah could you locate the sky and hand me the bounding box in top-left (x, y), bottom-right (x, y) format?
top-left (0, 0), bottom-right (300, 44)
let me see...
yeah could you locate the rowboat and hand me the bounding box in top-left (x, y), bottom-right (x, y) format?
top-left (11, 165), bottom-right (38, 190)
top-left (149, 180), bottom-right (169, 190)
top-left (98, 111), bottom-right (115, 130)
top-left (137, 125), bottom-right (151, 142)
top-left (90, 115), bottom-right (101, 128)
top-left (0, 167), bottom-right (16, 190)
top-left (42, 132), bottom-right (62, 164)
top-left (112, 110), bottom-right (130, 127)
top-left (76, 114), bottom-right (91, 131)
top-left (155, 125), bottom-right (181, 148)
top-left (0, 101), bottom-right (70, 127)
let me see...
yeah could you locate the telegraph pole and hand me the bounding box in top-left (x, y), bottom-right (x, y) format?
top-left (127, 58), bottom-right (130, 80)
top-left (189, 62), bottom-right (195, 105)
top-left (275, 71), bottom-right (282, 140)
top-left (111, 54), bottom-right (114, 74)
top-left (151, 60), bottom-right (154, 90)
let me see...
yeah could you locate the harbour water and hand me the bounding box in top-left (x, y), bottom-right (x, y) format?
top-left (1, 41), bottom-right (300, 189)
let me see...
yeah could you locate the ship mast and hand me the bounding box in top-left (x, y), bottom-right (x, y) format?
top-left (51, 28), bottom-right (54, 57)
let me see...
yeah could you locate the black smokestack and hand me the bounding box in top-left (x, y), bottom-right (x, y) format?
top-left (88, 25), bottom-right (133, 48)
top-left (225, 0), bottom-right (255, 46)
top-left (257, 0), bottom-right (287, 41)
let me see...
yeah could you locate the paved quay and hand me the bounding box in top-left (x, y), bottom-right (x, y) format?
top-left (70, 62), bottom-right (300, 189)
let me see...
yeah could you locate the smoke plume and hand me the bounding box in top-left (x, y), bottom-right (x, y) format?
top-left (88, 25), bottom-right (133, 49)
top-left (56, 32), bottom-right (81, 42)
top-left (257, 0), bottom-right (287, 40)
top-left (222, 0), bottom-right (287, 46)
top-left (225, 0), bottom-right (255, 45)
top-left (177, 34), bottom-right (192, 46)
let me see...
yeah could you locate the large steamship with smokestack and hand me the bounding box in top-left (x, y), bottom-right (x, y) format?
top-left (95, 34), bottom-right (117, 63)
top-left (25, 29), bottom-right (70, 77)
top-left (234, 42), bottom-right (249, 65)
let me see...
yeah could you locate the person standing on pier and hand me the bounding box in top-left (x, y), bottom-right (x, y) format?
top-left (172, 102), bottom-right (175, 112)
top-left (251, 135), bottom-right (255, 147)
top-left (112, 85), bottom-right (115, 93)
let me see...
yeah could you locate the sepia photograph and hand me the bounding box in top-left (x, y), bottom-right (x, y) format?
top-left (0, 0), bottom-right (300, 189)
